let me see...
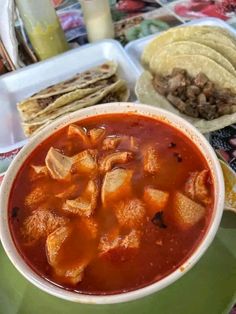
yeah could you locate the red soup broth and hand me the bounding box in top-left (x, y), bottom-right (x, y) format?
top-left (8, 114), bottom-right (214, 294)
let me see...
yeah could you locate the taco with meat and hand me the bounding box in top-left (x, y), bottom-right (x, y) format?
top-left (23, 79), bottom-right (130, 137)
top-left (17, 61), bottom-right (118, 122)
top-left (136, 54), bottom-right (236, 133)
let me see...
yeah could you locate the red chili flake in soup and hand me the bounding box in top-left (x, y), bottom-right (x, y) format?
top-left (8, 114), bottom-right (214, 294)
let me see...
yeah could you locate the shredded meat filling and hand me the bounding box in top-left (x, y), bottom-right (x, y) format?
top-left (37, 95), bottom-right (62, 109)
top-left (153, 68), bottom-right (236, 120)
top-left (101, 93), bottom-right (119, 103)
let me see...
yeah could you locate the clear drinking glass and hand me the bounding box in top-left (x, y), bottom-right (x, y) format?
top-left (80, 0), bottom-right (114, 43)
top-left (16, 0), bottom-right (69, 60)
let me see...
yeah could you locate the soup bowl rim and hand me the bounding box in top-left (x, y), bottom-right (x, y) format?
top-left (0, 102), bottom-right (225, 304)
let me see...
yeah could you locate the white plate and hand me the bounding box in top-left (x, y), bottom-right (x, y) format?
top-left (125, 17), bottom-right (236, 73)
top-left (0, 39), bottom-right (139, 155)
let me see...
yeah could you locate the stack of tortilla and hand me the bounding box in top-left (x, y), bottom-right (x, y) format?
top-left (18, 61), bottom-right (129, 137)
top-left (136, 25), bottom-right (236, 133)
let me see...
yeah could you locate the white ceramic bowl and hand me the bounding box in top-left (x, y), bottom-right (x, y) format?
top-left (0, 103), bottom-right (225, 304)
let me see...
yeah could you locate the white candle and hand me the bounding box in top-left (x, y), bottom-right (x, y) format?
top-left (80, 0), bottom-right (114, 43)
